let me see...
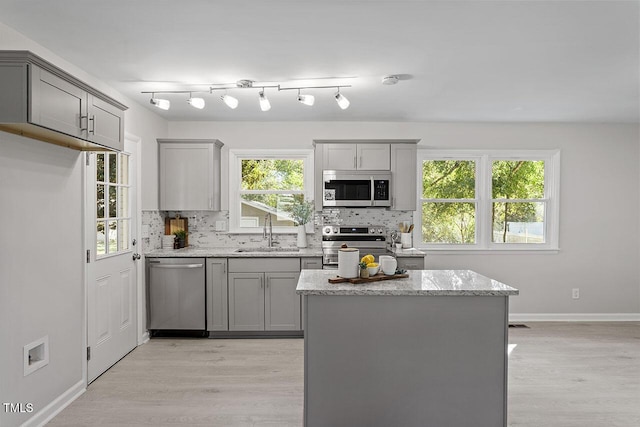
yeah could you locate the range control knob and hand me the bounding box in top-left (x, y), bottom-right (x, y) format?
top-left (324, 227), bottom-right (331, 234)
top-left (369, 228), bottom-right (375, 234)
top-left (332, 227), bottom-right (339, 234)
top-left (377, 228), bottom-right (384, 234)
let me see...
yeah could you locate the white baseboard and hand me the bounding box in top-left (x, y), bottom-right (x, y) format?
top-left (510, 313), bottom-right (640, 322)
top-left (22, 379), bottom-right (85, 427)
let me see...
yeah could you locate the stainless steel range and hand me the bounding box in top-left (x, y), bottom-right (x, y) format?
top-left (321, 225), bottom-right (389, 269)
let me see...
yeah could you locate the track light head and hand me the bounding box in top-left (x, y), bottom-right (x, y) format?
top-left (187, 96), bottom-right (205, 109)
top-left (221, 94), bottom-right (239, 109)
top-left (335, 91), bottom-right (350, 109)
top-left (259, 90), bottom-right (271, 111)
top-left (297, 91), bottom-right (315, 106)
top-left (150, 95), bottom-right (170, 110)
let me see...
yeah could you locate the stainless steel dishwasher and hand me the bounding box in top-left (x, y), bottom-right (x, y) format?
top-left (147, 258), bottom-right (205, 331)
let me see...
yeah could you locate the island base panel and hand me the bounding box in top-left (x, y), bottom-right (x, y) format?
top-left (303, 295), bottom-right (508, 427)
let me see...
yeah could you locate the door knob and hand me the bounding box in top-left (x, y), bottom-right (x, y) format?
top-left (132, 253), bottom-right (141, 261)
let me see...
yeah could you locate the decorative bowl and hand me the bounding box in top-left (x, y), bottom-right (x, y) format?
top-left (367, 265), bottom-right (380, 276)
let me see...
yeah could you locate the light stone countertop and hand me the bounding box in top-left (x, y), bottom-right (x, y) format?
top-left (145, 246), bottom-right (323, 258)
top-left (388, 247), bottom-right (426, 257)
top-left (296, 269), bottom-right (519, 296)
top-left (145, 246), bottom-right (425, 258)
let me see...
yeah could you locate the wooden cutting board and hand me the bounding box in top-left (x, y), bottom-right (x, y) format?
top-left (328, 273), bottom-right (409, 284)
top-left (165, 216), bottom-right (188, 245)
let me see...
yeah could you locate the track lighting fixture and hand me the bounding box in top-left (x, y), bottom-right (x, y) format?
top-left (297, 89), bottom-right (315, 106)
top-left (142, 77), bottom-right (358, 112)
top-left (221, 93), bottom-right (239, 109)
top-left (258, 90), bottom-right (271, 111)
top-left (149, 93), bottom-right (170, 110)
top-left (187, 93), bottom-right (205, 109)
top-left (334, 88), bottom-right (350, 109)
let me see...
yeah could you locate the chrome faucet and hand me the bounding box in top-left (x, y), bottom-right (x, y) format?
top-left (263, 213), bottom-right (273, 247)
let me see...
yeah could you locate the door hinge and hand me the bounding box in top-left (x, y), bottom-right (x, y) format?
top-left (86, 249), bottom-right (90, 263)
top-left (87, 346), bottom-right (91, 361)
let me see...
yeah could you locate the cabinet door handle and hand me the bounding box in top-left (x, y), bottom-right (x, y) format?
top-left (80, 115), bottom-right (88, 132)
top-left (359, 155), bottom-right (362, 168)
top-left (89, 115), bottom-right (95, 135)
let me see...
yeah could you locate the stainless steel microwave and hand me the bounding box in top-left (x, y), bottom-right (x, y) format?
top-left (322, 170), bottom-right (391, 207)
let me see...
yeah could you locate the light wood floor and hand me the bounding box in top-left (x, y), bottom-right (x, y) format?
top-left (47, 322), bottom-right (640, 427)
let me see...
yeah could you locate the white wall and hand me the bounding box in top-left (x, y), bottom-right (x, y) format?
top-left (0, 21), bottom-right (167, 426)
top-left (0, 134), bottom-right (84, 427)
top-left (162, 121), bottom-right (640, 316)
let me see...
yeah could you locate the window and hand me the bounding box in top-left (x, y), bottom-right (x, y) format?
top-left (417, 150), bottom-right (559, 251)
top-left (229, 149), bottom-right (314, 233)
top-left (96, 152), bottom-right (131, 256)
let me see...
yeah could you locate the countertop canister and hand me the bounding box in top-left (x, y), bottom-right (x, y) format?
top-left (338, 247), bottom-right (360, 279)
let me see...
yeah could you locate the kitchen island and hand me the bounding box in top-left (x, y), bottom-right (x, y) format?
top-left (296, 269), bottom-right (519, 427)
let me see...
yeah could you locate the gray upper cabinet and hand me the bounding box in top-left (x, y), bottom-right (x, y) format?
top-left (321, 143), bottom-right (390, 170)
top-left (87, 94), bottom-right (125, 150)
top-left (30, 66), bottom-right (86, 139)
top-left (314, 140), bottom-right (420, 211)
top-left (0, 50), bottom-right (126, 151)
top-left (390, 143), bottom-right (418, 210)
top-left (158, 139), bottom-right (223, 211)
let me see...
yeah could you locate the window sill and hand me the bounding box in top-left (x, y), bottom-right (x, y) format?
top-left (420, 248), bottom-right (560, 255)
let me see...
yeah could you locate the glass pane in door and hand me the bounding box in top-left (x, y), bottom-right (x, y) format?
top-left (108, 220), bottom-right (118, 253)
top-left (119, 219), bottom-right (130, 251)
top-left (95, 151), bottom-right (131, 257)
top-left (96, 221), bottom-right (106, 256)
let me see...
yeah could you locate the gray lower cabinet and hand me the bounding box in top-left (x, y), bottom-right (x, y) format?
top-left (396, 256), bottom-right (425, 270)
top-left (227, 258), bottom-right (301, 332)
top-left (301, 257), bottom-right (323, 270)
top-left (206, 258), bottom-right (228, 331)
top-left (228, 273), bottom-right (265, 330)
top-left (265, 272), bottom-right (301, 330)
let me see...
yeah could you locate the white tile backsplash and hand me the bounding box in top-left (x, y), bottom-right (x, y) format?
top-left (142, 208), bottom-right (414, 250)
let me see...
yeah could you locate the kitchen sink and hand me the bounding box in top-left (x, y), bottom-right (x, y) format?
top-left (234, 247), bottom-right (300, 253)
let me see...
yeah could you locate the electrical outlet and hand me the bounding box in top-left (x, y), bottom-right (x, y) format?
top-left (572, 288), bottom-right (580, 299)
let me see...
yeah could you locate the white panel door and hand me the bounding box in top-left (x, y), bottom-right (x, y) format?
top-left (86, 139), bottom-right (138, 383)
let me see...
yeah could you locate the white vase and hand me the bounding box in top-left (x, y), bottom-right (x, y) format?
top-left (297, 224), bottom-right (308, 248)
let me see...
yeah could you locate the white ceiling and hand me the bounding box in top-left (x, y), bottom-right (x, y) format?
top-left (0, 0), bottom-right (638, 123)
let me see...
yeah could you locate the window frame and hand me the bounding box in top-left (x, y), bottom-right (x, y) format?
top-left (416, 149), bottom-right (560, 253)
top-left (95, 151), bottom-right (132, 259)
top-left (228, 148), bottom-right (314, 234)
